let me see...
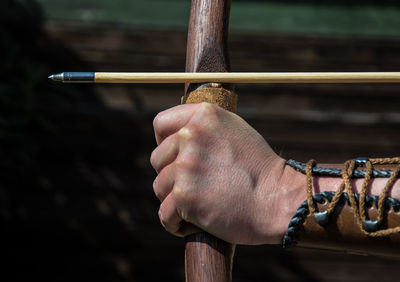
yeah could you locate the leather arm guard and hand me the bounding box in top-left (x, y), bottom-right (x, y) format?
top-left (283, 157), bottom-right (400, 258)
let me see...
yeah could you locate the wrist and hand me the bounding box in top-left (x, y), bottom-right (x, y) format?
top-left (271, 163), bottom-right (308, 243)
top-left (256, 161), bottom-right (343, 244)
top-left (254, 157), bottom-right (306, 244)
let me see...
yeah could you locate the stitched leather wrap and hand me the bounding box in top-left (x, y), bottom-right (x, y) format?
top-left (283, 192), bottom-right (400, 258)
top-left (183, 87), bottom-right (237, 113)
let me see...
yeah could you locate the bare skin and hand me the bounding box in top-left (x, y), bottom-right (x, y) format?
top-left (151, 102), bottom-right (400, 245)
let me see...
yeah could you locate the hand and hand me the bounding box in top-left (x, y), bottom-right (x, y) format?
top-left (150, 102), bottom-right (302, 245)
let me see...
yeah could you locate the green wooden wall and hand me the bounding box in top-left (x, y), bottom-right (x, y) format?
top-left (37, 0), bottom-right (400, 38)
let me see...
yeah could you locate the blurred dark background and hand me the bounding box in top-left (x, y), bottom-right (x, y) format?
top-left (1, 0), bottom-right (400, 281)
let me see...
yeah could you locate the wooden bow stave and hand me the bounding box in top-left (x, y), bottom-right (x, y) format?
top-left (183, 0), bottom-right (236, 281)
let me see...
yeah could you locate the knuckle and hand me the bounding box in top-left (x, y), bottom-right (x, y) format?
top-left (198, 102), bottom-right (218, 115)
top-left (198, 102), bottom-right (220, 119)
top-left (158, 208), bottom-right (166, 226)
top-left (150, 149), bottom-right (160, 171)
top-left (175, 151), bottom-right (200, 171)
top-left (172, 185), bottom-right (195, 210)
top-left (152, 178), bottom-right (162, 199)
top-left (178, 104), bottom-right (221, 142)
top-left (176, 207), bottom-right (190, 224)
top-left (194, 103), bottom-right (220, 131)
top-left (172, 185), bottom-right (186, 201)
top-left (177, 126), bottom-right (196, 140)
top-left (178, 124), bottom-right (206, 144)
top-left (158, 204), bottom-right (178, 233)
top-left (153, 112), bottom-right (163, 131)
top-left (150, 149), bottom-right (156, 167)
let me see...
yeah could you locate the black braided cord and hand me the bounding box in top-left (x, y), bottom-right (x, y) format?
top-left (286, 159), bottom-right (398, 178)
top-left (282, 191), bottom-right (400, 248)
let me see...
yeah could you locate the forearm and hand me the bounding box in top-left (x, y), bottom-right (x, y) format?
top-left (273, 161), bottom-right (400, 243)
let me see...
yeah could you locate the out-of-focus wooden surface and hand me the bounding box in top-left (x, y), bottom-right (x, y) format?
top-left (4, 21), bottom-right (400, 281)
top-left (46, 22), bottom-right (400, 162)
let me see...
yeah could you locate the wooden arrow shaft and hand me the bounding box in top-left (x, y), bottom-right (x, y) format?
top-left (92, 72), bottom-right (400, 84)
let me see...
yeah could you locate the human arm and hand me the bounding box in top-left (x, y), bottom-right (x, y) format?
top-left (150, 102), bottom-right (400, 245)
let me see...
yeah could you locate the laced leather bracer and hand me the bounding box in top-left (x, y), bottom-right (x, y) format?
top-left (283, 157), bottom-right (400, 258)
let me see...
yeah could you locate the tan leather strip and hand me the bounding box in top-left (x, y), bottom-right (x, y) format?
top-left (297, 201), bottom-right (400, 258)
top-left (183, 88), bottom-right (238, 113)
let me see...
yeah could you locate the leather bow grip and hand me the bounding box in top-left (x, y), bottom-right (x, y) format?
top-left (184, 87), bottom-right (237, 112)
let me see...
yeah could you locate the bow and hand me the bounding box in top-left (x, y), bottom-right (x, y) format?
top-left (183, 0), bottom-right (236, 281)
